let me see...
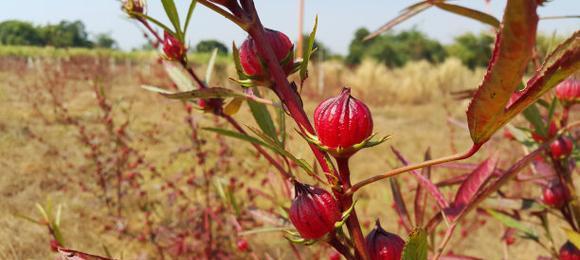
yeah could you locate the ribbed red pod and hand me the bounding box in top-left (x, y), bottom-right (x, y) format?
top-left (556, 78), bottom-right (580, 103)
top-left (365, 220), bottom-right (405, 260)
top-left (314, 88), bottom-right (373, 156)
top-left (163, 31), bottom-right (186, 61)
top-left (550, 136), bottom-right (574, 159)
top-left (560, 241), bottom-right (580, 260)
top-left (239, 29), bottom-right (293, 77)
top-left (542, 181), bottom-right (569, 208)
top-left (289, 182), bottom-right (341, 239)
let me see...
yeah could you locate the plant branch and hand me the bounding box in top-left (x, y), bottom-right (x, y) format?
top-left (432, 223), bottom-right (457, 260)
top-left (328, 232), bottom-right (355, 260)
top-left (197, 0), bottom-right (248, 29)
top-left (347, 144), bottom-right (482, 195)
top-left (336, 158), bottom-right (369, 260)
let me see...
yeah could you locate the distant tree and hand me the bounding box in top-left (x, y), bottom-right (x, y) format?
top-left (346, 28), bottom-right (373, 65)
top-left (38, 21), bottom-right (93, 48)
top-left (195, 39), bottom-right (228, 54)
top-left (0, 20), bottom-right (44, 46)
top-left (94, 33), bottom-right (118, 49)
top-left (346, 27), bottom-right (447, 67)
top-left (446, 32), bottom-right (494, 69)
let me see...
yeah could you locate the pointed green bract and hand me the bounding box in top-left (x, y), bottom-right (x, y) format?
top-left (300, 15), bottom-right (318, 85)
top-left (183, 0), bottom-right (197, 34)
top-left (402, 228), bottom-right (428, 260)
top-left (248, 99), bottom-right (279, 144)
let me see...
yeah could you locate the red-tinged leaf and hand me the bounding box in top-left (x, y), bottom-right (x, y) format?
top-left (452, 155), bottom-right (499, 212)
top-left (414, 148), bottom-right (431, 227)
top-left (391, 147), bottom-right (450, 210)
top-left (451, 147), bottom-right (544, 223)
top-left (433, 2), bottom-right (500, 28)
top-left (390, 178), bottom-right (413, 232)
top-left (364, 1), bottom-right (432, 41)
top-left (501, 31), bottom-right (580, 123)
top-left (466, 0), bottom-right (539, 144)
top-left (57, 248), bottom-right (115, 260)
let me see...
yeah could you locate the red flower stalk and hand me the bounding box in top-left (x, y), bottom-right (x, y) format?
top-left (560, 241), bottom-right (580, 260)
top-left (289, 182), bottom-right (341, 239)
top-left (542, 181), bottom-right (570, 208)
top-left (556, 78), bottom-right (580, 105)
top-left (314, 88), bottom-right (373, 157)
top-left (365, 220), bottom-right (405, 260)
top-left (163, 31), bottom-right (186, 61)
top-left (239, 28), bottom-right (293, 79)
top-left (550, 136), bottom-right (574, 159)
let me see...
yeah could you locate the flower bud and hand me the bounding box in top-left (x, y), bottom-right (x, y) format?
top-left (289, 182), bottom-right (341, 239)
top-left (556, 78), bottom-right (580, 104)
top-left (239, 29), bottom-right (293, 78)
top-left (122, 0), bottom-right (146, 17)
top-left (236, 238), bottom-right (249, 252)
top-left (550, 136), bottom-right (574, 159)
top-left (560, 241), bottom-right (580, 260)
top-left (314, 88), bottom-right (373, 157)
top-left (542, 181), bottom-right (569, 208)
top-left (365, 220), bottom-right (405, 260)
top-left (163, 31), bottom-right (186, 61)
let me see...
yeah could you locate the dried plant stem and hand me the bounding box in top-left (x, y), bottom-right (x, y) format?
top-left (347, 144), bottom-right (482, 195)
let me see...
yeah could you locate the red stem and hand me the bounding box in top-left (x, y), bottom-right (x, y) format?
top-left (336, 158), bottom-right (369, 260)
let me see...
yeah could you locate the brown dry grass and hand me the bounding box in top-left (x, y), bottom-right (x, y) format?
top-left (0, 54), bottom-right (571, 259)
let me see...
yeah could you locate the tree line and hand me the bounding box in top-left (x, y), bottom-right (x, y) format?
top-left (0, 20), bottom-right (563, 69)
top-left (0, 20), bottom-right (117, 49)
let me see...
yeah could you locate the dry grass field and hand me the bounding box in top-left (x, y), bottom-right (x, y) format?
top-left (0, 51), bottom-right (574, 259)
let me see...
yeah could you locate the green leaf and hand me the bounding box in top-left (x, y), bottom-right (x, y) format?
top-left (204, 127), bottom-right (272, 150)
top-left (248, 97), bottom-right (278, 144)
top-left (246, 126), bottom-right (315, 176)
top-left (163, 61), bottom-right (196, 91)
top-left (143, 86), bottom-right (244, 99)
top-left (205, 48), bottom-right (219, 85)
top-left (402, 228), bottom-right (428, 260)
top-left (486, 209), bottom-right (538, 240)
top-left (300, 15), bottom-right (318, 85)
top-left (183, 0), bottom-right (197, 35)
top-left (276, 106), bottom-right (287, 146)
top-left (161, 0), bottom-right (183, 40)
top-left (522, 103), bottom-right (546, 137)
top-left (466, 0), bottom-right (539, 144)
top-left (232, 42), bottom-right (248, 80)
top-left (564, 229), bottom-right (580, 249)
top-left (434, 2), bottom-right (500, 28)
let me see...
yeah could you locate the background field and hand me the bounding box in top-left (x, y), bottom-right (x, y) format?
top-left (0, 49), bottom-right (575, 259)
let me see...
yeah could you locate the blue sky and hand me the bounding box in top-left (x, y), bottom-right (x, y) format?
top-left (1, 1), bottom-right (578, 54)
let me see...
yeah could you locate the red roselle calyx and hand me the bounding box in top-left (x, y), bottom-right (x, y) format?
top-left (560, 241), bottom-right (580, 260)
top-left (314, 88), bottom-right (373, 158)
top-left (550, 136), bottom-right (574, 159)
top-left (289, 182), bottom-right (341, 239)
top-left (365, 220), bottom-right (405, 260)
top-left (556, 78), bottom-right (580, 105)
top-left (163, 31), bottom-right (186, 61)
top-left (542, 181), bottom-right (570, 208)
top-left (239, 28), bottom-right (294, 79)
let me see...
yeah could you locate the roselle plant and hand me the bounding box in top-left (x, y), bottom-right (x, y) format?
top-left (50, 0), bottom-right (578, 259)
